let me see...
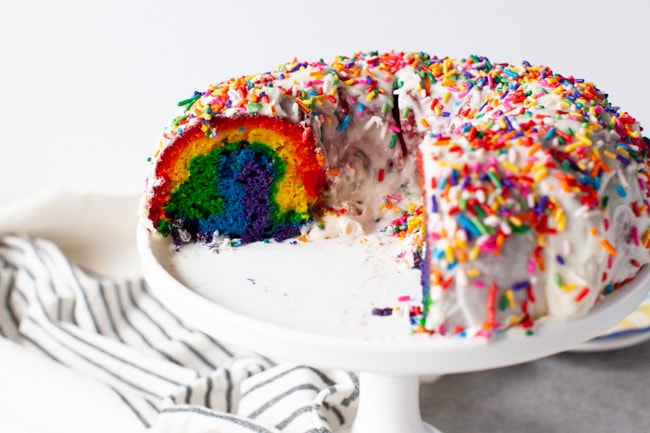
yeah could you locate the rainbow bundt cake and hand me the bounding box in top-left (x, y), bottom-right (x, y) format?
top-left (143, 51), bottom-right (650, 337)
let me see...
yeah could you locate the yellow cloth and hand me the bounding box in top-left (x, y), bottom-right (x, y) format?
top-left (599, 292), bottom-right (650, 339)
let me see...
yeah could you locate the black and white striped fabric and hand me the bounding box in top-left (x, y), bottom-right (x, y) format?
top-left (0, 234), bottom-right (358, 433)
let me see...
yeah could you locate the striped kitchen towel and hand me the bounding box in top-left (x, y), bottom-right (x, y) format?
top-left (0, 234), bottom-right (358, 433)
top-left (594, 291), bottom-right (650, 340)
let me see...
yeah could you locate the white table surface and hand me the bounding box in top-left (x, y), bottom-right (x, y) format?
top-left (1, 1), bottom-right (650, 432)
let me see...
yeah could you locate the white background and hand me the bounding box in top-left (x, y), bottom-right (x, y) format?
top-left (1, 1), bottom-right (649, 432)
top-left (1, 0), bottom-right (650, 205)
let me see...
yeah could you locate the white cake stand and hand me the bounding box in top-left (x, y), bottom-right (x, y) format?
top-left (137, 223), bottom-right (650, 433)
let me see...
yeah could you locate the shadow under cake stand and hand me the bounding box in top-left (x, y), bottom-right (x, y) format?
top-left (137, 223), bottom-right (650, 433)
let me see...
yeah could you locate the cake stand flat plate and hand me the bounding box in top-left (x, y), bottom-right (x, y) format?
top-left (138, 223), bottom-right (650, 375)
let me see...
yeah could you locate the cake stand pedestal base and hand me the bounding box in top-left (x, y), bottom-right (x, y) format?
top-left (338, 373), bottom-right (442, 433)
